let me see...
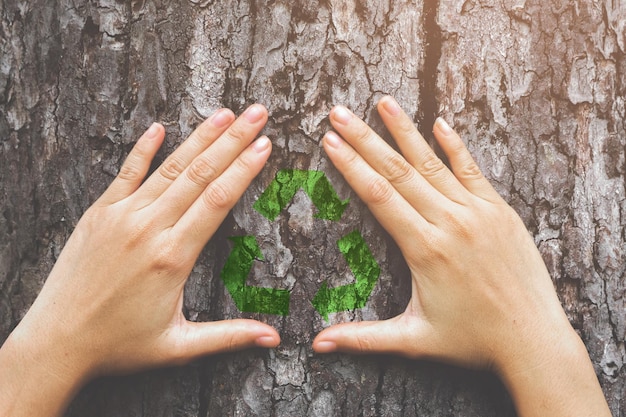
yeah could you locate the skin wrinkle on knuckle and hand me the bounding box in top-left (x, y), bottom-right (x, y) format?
top-left (159, 155), bottom-right (187, 182)
top-left (117, 160), bottom-right (143, 182)
top-left (449, 141), bottom-right (485, 180)
top-left (228, 332), bottom-right (239, 351)
top-left (186, 155), bottom-right (219, 187)
top-left (202, 181), bottom-right (234, 211)
top-left (356, 333), bottom-right (373, 352)
top-left (231, 151), bottom-right (256, 176)
top-left (351, 121), bottom-right (374, 145)
top-left (396, 119), bottom-right (417, 140)
top-left (223, 122), bottom-right (250, 146)
top-left (419, 151), bottom-right (447, 179)
top-left (365, 176), bottom-right (395, 206)
top-left (442, 209), bottom-right (475, 242)
top-left (381, 152), bottom-right (415, 184)
top-left (340, 146), bottom-right (361, 170)
top-left (459, 161), bottom-right (484, 181)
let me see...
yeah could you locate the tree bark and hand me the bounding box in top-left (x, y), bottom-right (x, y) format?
top-left (0, 0), bottom-right (623, 416)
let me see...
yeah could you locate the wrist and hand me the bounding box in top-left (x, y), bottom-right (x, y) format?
top-left (493, 316), bottom-right (584, 381)
top-left (0, 312), bottom-right (93, 417)
top-left (494, 323), bottom-right (610, 417)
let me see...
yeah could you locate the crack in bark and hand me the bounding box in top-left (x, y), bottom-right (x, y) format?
top-left (417, 0), bottom-right (442, 138)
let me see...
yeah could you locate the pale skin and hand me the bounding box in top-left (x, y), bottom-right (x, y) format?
top-left (0, 98), bottom-right (611, 417)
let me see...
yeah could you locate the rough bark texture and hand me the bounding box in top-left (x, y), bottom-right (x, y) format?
top-left (0, 0), bottom-right (624, 416)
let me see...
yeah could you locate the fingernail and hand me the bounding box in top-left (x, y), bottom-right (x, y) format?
top-left (255, 336), bottom-right (278, 348)
top-left (244, 104), bottom-right (265, 123)
top-left (146, 123), bottom-right (160, 139)
top-left (315, 341), bottom-right (337, 353)
top-left (381, 96), bottom-right (401, 116)
top-left (324, 131), bottom-right (343, 149)
top-left (435, 117), bottom-right (453, 135)
top-left (211, 109), bottom-right (234, 128)
top-left (253, 136), bottom-right (271, 153)
top-left (332, 106), bottom-right (352, 125)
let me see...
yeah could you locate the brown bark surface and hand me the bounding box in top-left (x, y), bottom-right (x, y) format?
top-left (0, 1), bottom-right (623, 416)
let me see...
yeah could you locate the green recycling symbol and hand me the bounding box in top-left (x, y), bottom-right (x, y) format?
top-left (220, 169), bottom-right (381, 320)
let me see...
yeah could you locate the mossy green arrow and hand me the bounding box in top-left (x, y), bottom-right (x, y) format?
top-left (220, 236), bottom-right (290, 316)
top-left (253, 169), bottom-right (349, 221)
top-left (311, 230), bottom-right (381, 320)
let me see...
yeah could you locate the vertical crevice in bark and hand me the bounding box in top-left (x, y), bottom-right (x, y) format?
top-left (417, 0), bottom-right (441, 140)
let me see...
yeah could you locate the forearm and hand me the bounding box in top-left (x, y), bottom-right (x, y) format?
top-left (0, 318), bottom-right (89, 417)
top-left (497, 327), bottom-right (611, 417)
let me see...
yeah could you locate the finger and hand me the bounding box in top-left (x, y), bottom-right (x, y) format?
top-left (154, 105), bottom-right (268, 224)
top-left (313, 316), bottom-right (430, 358)
top-left (322, 131), bottom-right (431, 249)
top-left (171, 136), bottom-right (272, 249)
top-left (167, 319), bottom-right (280, 364)
top-left (135, 108), bottom-right (236, 205)
top-left (98, 123), bottom-right (165, 206)
top-left (328, 106), bottom-right (449, 223)
top-left (433, 118), bottom-right (503, 203)
top-left (376, 96), bottom-right (470, 204)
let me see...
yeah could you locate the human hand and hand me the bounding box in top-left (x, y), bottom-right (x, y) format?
top-left (0, 105), bottom-right (279, 416)
top-left (313, 97), bottom-right (610, 416)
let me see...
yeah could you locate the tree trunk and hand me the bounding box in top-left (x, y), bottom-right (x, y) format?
top-left (0, 0), bottom-right (623, 416)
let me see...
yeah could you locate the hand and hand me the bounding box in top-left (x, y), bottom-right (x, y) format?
top-left (313, 96), bottom-right (611, 417)
top-left (0, 105), bottom-right (280, 417)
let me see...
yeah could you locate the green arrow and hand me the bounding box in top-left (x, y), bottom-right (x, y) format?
top-left (253, 169), bottom-right (349, 221)
top-left (312, 230), bottom-right (381, 320)
top-left (220, 236), bottom-right (290, 316)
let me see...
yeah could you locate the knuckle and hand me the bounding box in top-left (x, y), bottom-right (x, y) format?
top-left (459, 161), bottom-right (484, 180)
top-left (356, 334), bottom-right (373, 352)
top-left (449, 141), bottom-right (485, 180)
top-left (152, 240), bottom-right (187, 271)
top-left (380, 153), bottom-right (415, 184)
top-left (408, 229), bottom-right (444, 265)
top-left (232, 151), bottom-right (255, 174)
top-left (342, 147), bottom-right (361, 168)
top-left (77, 206), bottom-right (107, 234)
top-left (202, 181), bottom-right (234, 211)
top-left (353, 122), bottom-right (373, 144)
top-left (126, 218), bottom-right (157, 247)
top-left (442, 209), bottom-right (475, 241)
top-left (398, 120), bottom-right (417, 138)
top-left (225, 332), bottom-right (238, 351)
top-left (419, 151), bottom-right (447, 178)
top-left (224, 123), bottom-right (250, 145)
top-left (159, 156), bottom-right (187, 182)
top-left (186, 156), bottom-right (218, 187)
top-left (365, 176), bottom-right (395, 206)
top-left (116, 157), bottom-right (143, 182)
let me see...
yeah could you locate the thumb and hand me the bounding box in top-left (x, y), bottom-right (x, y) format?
top-left (168, 319), bottom-right (280, 363)
top-left (312, 315), bottom-right (431, 358)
